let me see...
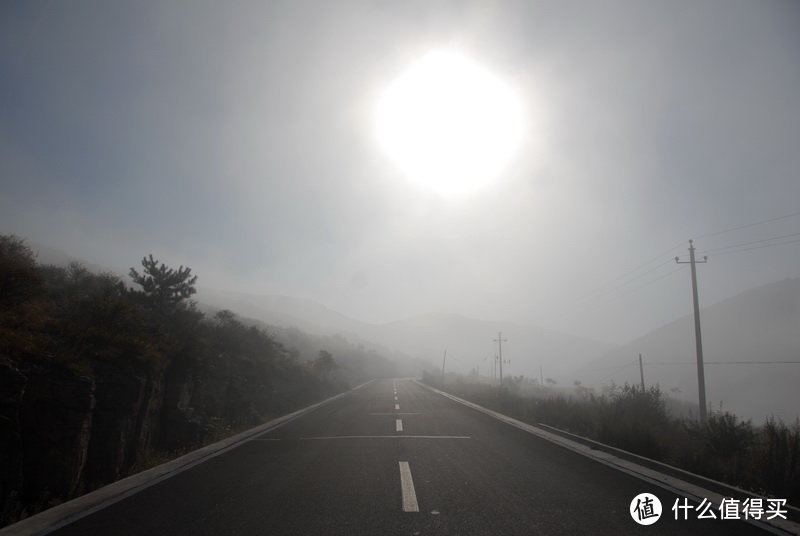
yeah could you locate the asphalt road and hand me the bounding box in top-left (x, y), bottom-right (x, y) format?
top-left (49, 379), bottom-right (775, 535)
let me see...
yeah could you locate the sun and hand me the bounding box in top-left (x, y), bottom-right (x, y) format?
top-left (375, 50), bottom-right (524, 195)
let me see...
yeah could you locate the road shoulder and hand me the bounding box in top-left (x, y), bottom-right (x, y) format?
top-left (417, 380), bottom-right (800, 536)
top-left (0, 380), bottom-right (373, 536)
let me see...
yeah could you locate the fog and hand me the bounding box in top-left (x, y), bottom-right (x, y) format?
top-left (3, 0), bottom-right (799, 363)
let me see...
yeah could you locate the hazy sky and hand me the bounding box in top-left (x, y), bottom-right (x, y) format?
top-left (2, 1), bottom-right (799, 344)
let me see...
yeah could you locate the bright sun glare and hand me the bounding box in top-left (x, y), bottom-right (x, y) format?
top-left (376, 50), bottom-right (524, 195)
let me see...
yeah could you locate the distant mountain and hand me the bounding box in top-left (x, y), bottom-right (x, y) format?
top-left (194, 289), bottom-right (427, 377)
top-left (372, 313), bottom-right (615, 381)
top-left (197, 290), bottom-right (616, 382)
top-left (574, 278), bottom-right (800, 422)
top-left (196, 289), bottom-right (369, 338)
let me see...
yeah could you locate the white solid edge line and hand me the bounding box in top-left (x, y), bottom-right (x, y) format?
top-left (399, 461), bottom-right (420, 513)
top-left (415, 380), bottom-right (800, 536)
top-left (396, 419), bottom-right (404, 432)
top-left (1, 380), bottom-right (377, 536)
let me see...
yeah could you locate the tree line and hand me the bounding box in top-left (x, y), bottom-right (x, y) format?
top-left (0, 234), bottom-right (352, 525)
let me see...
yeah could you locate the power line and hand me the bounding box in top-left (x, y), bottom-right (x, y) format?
top-left (613, 265), bottom-right (685, 301)
top-left (602, 212), bottom-right (800, 303)
top-left (704, 236), bottom-right (800, 258)
top-left (581, 257), bottom-right (678, 305)
top-left (694, 210), bottom-right (800, 240)
top-left (700, 231), bottom-right (800, 254)
top-left (578, 242), bottom-right (685, 304)
top-left (597, 258), bottom-right (674, 296)
top-left (582, 359), bottom-right (638, 371)
top-left (612, 241), bottom-right (686, 282)
top-left (570, 213), bottom-right (800, 331)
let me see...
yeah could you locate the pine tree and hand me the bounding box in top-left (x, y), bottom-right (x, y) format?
top-left (129, 254), bottom-right (197, 314)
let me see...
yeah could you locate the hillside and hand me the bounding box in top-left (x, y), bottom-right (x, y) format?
top-left (196, 290), bottom-right (615, 382)
top-left (196, 289), bottom-right (368, 339)
top-left (24, 246), bottom-right (421, 379)
top-left (0, 236), bottom-right (344, 525)
top-left (574, 278), bottom-right (800, 422)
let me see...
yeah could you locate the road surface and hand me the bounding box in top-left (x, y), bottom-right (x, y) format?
top-left (47, 379), bottom-right (777, 535)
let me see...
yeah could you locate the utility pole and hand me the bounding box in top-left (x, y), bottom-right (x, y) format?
top-left (441, 349), bottom-right (447, 384)
top-left (676, 239), bottom-right (708, 423)
top-left (638, 353), bottom-right (645, 392)
top-left (494, 332), bottom-right (507, 387)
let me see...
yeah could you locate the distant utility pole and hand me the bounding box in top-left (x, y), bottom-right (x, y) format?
top-left (638, 353), bottom-right (645, 392)
top-left (494, 332), bottom-right (507, 387)
top-left (441, 349), bottom-right (447, 383)
top-left (540, 365), bottom-right (544, 386)
top-left (676, 239), bottom-right (708, 423)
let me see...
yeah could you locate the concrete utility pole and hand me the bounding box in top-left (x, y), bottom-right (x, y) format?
top-left (441, 349), bottom-right (447, 384)
top-left (676, 239), bottom-right (708, 423)
top-left (638, 354), bottom-right (645, 392)
top-left (494, 332), bottom-right (507, 387)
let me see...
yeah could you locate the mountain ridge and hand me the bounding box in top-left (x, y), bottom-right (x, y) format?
top-left (575, 277), bottom-right (800, 422)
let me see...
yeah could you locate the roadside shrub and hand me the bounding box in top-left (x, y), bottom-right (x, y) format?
top-left (594, 385), bottom-right (671, 459)
top-left (678, 412), bottom-right (755, 486)
top-left (425, 375), bottom-right (798, 506)
top-left (757, 418), bottom-right (800, 501)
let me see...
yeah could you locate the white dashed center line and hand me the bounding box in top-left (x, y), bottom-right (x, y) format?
top-left (398, 461), bottom-right (419, 512)
top-left (396, 419), bottom-right (403, 432)
top-left (395, 403), bottom-right (400, 410)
